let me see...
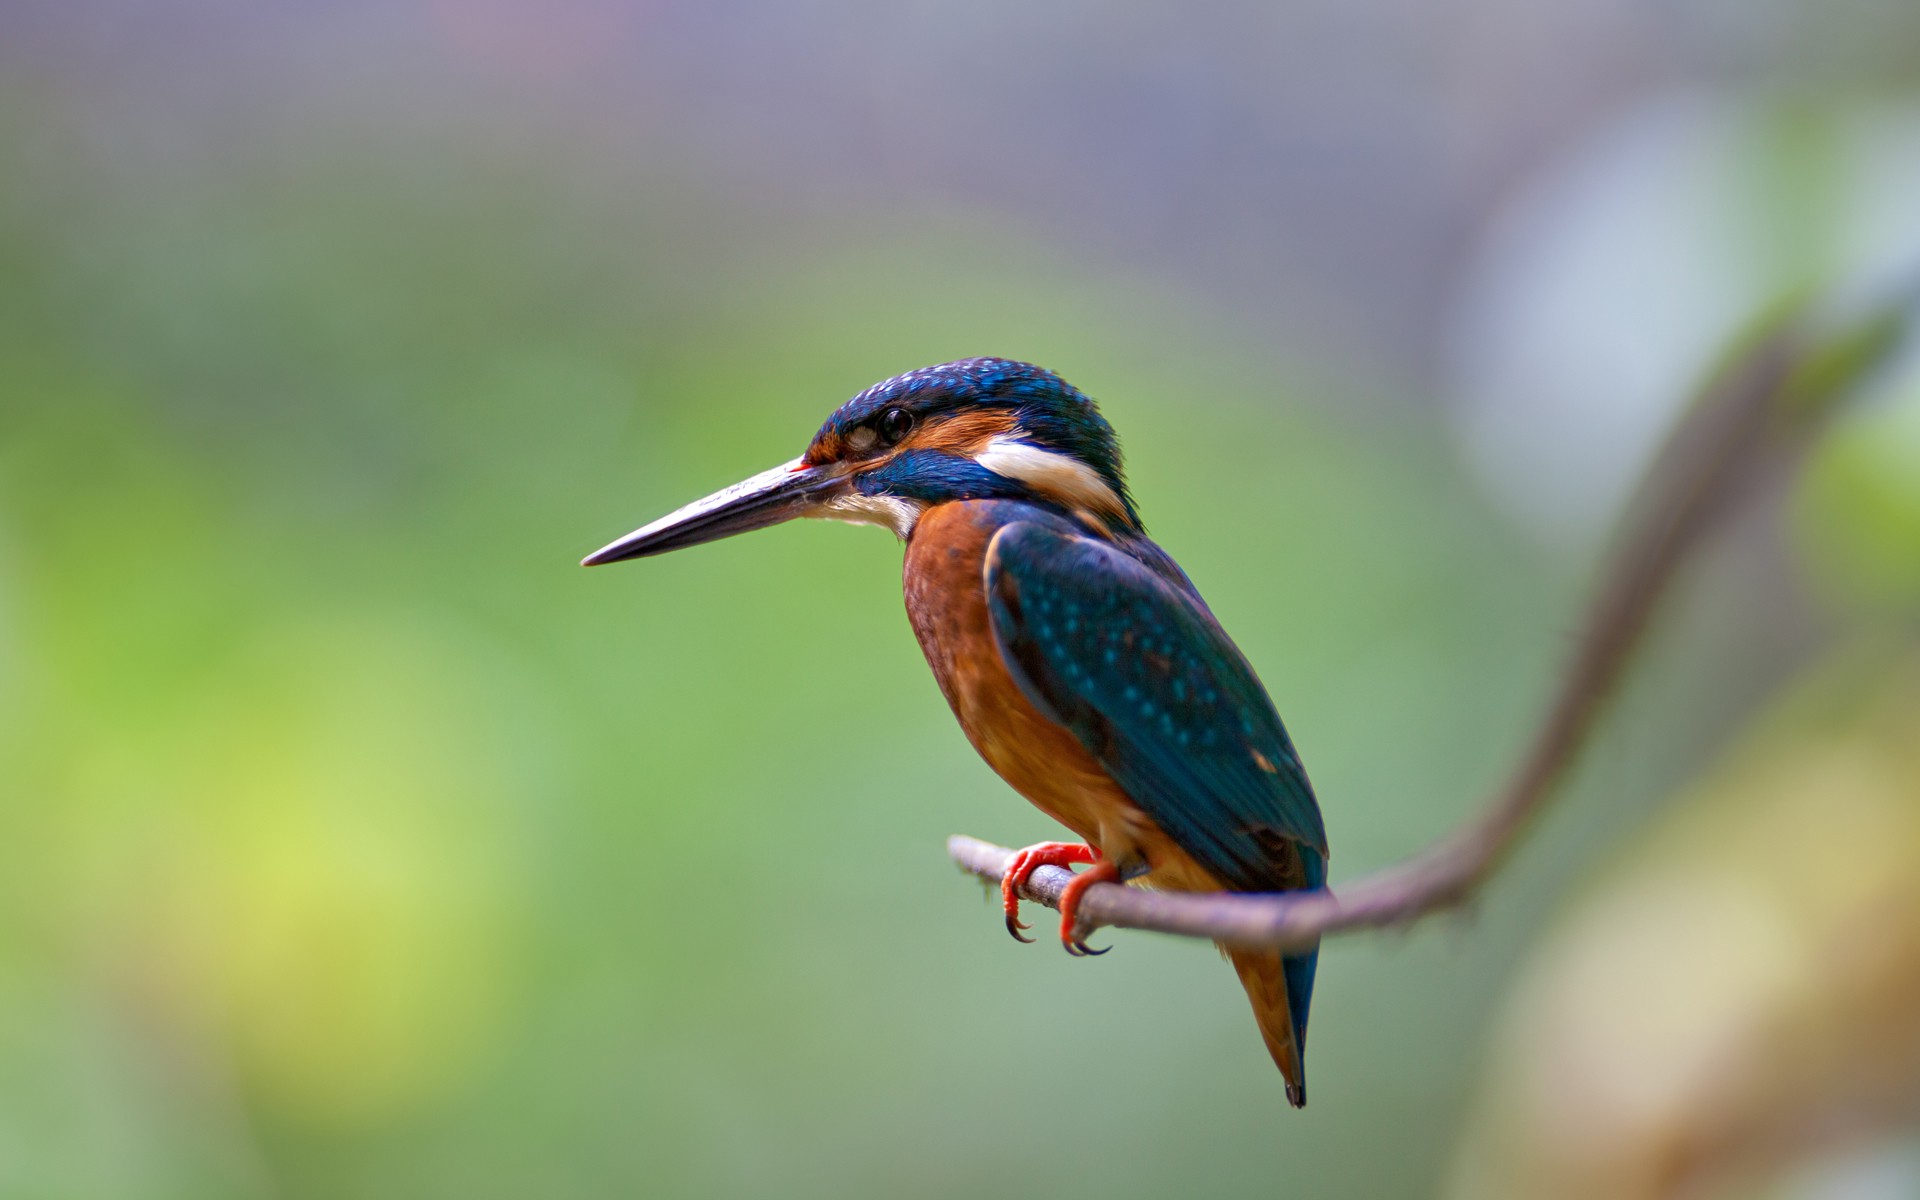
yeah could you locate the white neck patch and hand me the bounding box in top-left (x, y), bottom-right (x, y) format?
top-left (972, 436), bottom-right (1128, 525)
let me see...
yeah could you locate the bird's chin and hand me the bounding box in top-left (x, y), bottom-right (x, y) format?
top-left (813, 492), bottom-right (925, 540)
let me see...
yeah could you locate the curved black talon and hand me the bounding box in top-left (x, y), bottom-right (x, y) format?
top-left (1006, 913), bottom-right (1035, 944)
top-left (1069, 939), bottom-right (1111, 957)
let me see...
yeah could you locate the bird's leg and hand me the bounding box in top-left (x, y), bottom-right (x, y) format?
top-left (1000, 842), bottom-right (1098, 944)
top-left (1058, 859), bottom-right (1121, 957)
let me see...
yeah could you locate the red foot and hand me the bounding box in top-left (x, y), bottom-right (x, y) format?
top-left (1002, 843), bottom-right (1095, 942)
top-left (999, 842), bottom-right (1118, 956)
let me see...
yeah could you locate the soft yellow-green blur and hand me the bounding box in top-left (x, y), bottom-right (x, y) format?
top-left (3, 4), bottom-right (1919, 1197)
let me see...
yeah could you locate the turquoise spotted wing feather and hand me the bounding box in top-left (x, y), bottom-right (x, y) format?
top-left (983, 521), bottom-right (1327, 893)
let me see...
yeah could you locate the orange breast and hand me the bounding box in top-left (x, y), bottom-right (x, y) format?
top-left (902, 502), bottom-right (1220, 892)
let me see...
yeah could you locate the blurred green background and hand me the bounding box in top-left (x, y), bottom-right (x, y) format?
top-left (3, 3), bottom-right (1919, 1197)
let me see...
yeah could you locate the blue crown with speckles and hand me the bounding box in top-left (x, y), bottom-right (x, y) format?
top-left (821, 358), bottom-right (1136, 520)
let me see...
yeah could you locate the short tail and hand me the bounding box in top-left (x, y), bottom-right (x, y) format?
top-left (1228, 943), bottom-right (1319, 1107)
top-left (1227, 852), bottom-right (1324, 1108)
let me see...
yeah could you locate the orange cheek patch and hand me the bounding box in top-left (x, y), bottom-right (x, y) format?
top-left (809, 407), bottom-right (1019, 471)
top-left (910, 409), bottom-right (1022, 456)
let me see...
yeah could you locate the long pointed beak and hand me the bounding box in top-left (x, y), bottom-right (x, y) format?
top-left (581, 457), bottom-right (843, 566)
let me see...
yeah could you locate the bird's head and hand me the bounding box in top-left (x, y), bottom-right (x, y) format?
top-left (582, 358), bottom-right (1139, 565)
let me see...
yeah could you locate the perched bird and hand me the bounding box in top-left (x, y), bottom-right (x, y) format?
top-left (584, 359), bottom-right (1329, 1105)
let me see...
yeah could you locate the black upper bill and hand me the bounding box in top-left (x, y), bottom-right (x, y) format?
top-left (581, 458), bottom-right (840, 566)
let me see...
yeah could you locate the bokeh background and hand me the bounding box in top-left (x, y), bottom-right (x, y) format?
top-left (3, 3), bottom-right (1919, 1197)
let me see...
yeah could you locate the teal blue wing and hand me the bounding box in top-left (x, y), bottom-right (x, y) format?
top-left (983, 521), bottom-right (1327, 893)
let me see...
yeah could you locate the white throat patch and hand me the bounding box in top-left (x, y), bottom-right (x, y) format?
top-left (972, 436), bottom-right (1128, 525)
top-left (815, 491), bottom-right (925, 539)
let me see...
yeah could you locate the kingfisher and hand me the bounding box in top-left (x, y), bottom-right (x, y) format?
top-left (583, 359), bottom-right (1328, 1106)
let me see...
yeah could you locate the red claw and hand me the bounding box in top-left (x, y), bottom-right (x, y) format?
top-left (1058, 858), bottom-right (1121, 955)
top-left (1000, 842), bottom-right (1097, 943)
top-left (1000, 841), bottom-right (1118, 955)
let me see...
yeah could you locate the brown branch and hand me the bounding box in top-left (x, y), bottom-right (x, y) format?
top-left (950, 296), bottom-right (1915, 952)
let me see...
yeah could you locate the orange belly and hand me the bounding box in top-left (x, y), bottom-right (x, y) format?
top-left (903, 502), bottom-right (1219, 893)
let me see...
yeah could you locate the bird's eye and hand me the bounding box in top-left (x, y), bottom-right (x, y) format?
top-left (878, 407), bottom-right (914, 444)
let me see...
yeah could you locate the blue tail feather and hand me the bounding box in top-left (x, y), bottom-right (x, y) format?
top-left (1281, 849), bottom-right (1326, 1059)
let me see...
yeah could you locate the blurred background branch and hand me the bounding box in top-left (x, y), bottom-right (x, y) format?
top-left (952, 293), bottom-right (1917, 952)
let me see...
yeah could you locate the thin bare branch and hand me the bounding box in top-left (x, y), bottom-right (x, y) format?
top-left (950, 295), bottom-right (1915, 952)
